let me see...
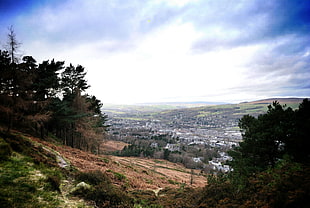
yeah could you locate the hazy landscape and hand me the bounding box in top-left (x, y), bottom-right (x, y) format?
top-left (1, 0), bottom-right (310, 207)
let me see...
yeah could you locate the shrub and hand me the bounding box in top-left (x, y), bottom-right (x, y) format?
top-left (0, 138), bottom-right (12, 160)
top-left (76, 170), bottom-right (110, 186)
top-left (46, 175), bottom-right (61, 192)
top-left (113, 171), bottom-right (126, 181)
top-left (85, 183), bottom-right (133, 208)
top-left (74, 170), bottom-right (133, 207)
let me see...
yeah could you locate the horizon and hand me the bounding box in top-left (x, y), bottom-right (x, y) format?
top-left (1, 0), bottom-right (310, 105)
top-left (101, 97), bottom-right (309, 106)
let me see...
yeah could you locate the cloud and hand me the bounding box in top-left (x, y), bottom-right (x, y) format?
top-left (1, 0), bottom-right (309, 104)
top-left (189, 0), bottom-right (310, 52)
top-left (16, 0), bottom-right (187, 45)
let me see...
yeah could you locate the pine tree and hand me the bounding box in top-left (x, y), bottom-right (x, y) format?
top-left (33, 59), bottom-right (64, 101)
top-left (5, 26), bottom-right (21, 63)
top-left (229, 99), bottom-right (310, 177)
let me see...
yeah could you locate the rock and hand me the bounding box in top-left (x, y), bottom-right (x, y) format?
top-left (56, 155), bottom-right (69, 168)
top-left (153, 188), bottom-right (163, 197)
top-left (76, 182), bottom-right (91, 189)
top-left (71, 182), bottom-right (91, 195)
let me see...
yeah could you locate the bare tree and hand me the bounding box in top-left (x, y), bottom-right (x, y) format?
top-left (6, 25), bottom-right (21, 63)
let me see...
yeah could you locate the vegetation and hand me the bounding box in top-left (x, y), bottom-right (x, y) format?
top-left (0, 27), bottom-right (108, 153)
top-left (230, 100), bottom-right (310, 177)
top-left (0, 132), bottom-right (68, 207)
top-left (73, 171), bottom-right (133, 207)
top-left (0, 129), bottom-right (138, 208)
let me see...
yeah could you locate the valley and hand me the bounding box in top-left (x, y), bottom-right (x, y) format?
top-left (1, 98), bottom-right (307, 207)
top-left (103, 98), bottom-right (304, 172)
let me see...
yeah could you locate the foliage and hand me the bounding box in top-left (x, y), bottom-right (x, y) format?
top-left (114, 144), bottom-right (155, 157)
top-left (76, 170), bottom-right (110, 186)
top-left (0, 146), bottom-right (63, 207)
top-left (0, 28), bottom-right (108, 152)
top-left (229, 99), bottom-right (310, 178)
top-left (194, 163), bottom-right (309, 207)
top-left (0, 137), bottom-right (12, 160)
top-left (74, 170), bottom-right (133, 207)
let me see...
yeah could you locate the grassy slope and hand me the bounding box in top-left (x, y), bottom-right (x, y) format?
top-left (0, 129), bottom-right (207, 207)
top-left (0, 131), bottom-right (92, 208)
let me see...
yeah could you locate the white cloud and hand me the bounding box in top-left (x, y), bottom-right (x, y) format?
top-left (83, 22), bottom-right (267, 104)
top-left (155, 0), bottom-right (199, 7)
top-left (3, 0), bottom-right (309, 104)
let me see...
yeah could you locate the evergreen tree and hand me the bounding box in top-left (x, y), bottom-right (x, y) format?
top-left (0, 28), bottom-right (108, 152)
top-left (61, 64), bottom-right (89, 100)
top-left (0, 50), bottom-right (12, 128)
top-left (0, 53), bottom-right (37, 131)
top-left (229, 99), bottom-right (310, 177)
top-left (33, 59), bottom-right (64, 101)
top-left (285, 99), bottom-right (310, 163)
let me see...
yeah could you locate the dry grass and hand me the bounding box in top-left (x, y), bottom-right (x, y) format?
top-left (100, 140), bottom-right (129, 153)
top-left (28, 137), bottom-right (207, 191)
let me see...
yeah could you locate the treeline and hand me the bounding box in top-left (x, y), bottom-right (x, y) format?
top-left (0, 29), bottom-right (108, 153)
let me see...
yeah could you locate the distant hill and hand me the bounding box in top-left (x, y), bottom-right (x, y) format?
top-left (242, 98), bottom-right (307, 105)
top-left (138, 101), bottom-right (229, 106)
top-left (103, 98), bottom-right (307, 122)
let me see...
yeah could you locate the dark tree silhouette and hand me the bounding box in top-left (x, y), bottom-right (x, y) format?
top-left (229, 99), bottom-right (310, 177)
top-left (5, 26), bottom-right (21, 63)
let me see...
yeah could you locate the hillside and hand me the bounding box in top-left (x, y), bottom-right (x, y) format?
top-left (31, 136), bottom-right (207, 190)
top-left (0, 128), bottom-right (207, 207)
top-left (242, 97), bottom-right (306, 105)
top-left (104, 98), bottom-right (306, 121)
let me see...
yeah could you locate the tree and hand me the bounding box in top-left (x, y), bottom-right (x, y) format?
top-left (33, 59), bottom-right (64, 101)
top-left (0, 54), bottom-right (45, 132)
top-left (61, 64), bottom-right (89, 100)
top-left (229, 99), bottom-right (310, 178)
top-left (0, 50), bottom-right (11, 95)
top-left (0, 34), bottom-right (109, 152)
top-left (0, 50), bottom-right (12, 128)
top-left (5, 26), bottom-right (21, 63)
top-left (285, 99), bottom-right (310, 163)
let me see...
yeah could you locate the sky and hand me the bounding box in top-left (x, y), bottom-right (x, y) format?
top-left (1, 0), bottom-right (310, 104)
